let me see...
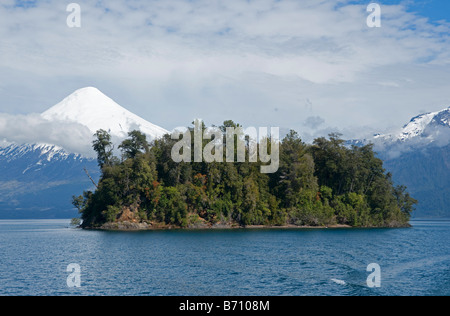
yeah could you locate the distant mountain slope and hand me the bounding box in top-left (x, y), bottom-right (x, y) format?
top-left (382, 144), bottom-right (450, 218)
top-left (354, 106), bottom-right (450, 218)
top-left (0, 143), bottom-right (99, 218)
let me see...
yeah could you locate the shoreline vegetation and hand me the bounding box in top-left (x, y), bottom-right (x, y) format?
top-left (73, 120), bottom-right (417, 231)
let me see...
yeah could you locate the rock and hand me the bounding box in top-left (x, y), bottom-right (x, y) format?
top-left (100, 221), bottom-right (151, 231)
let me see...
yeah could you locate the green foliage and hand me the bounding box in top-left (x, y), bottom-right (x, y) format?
top-left (155, 186), bottom-right (188, 227)
top-left (92, 129), bottom-right (114, 168)
top-left (103, 205), bottom-right (121, 223)
top-left (76, 125), bottom-right (416, 229)
top-left (119, 130), bottom-right (149, 159)
top-left (72, 195), bottom-right (85, 213)
top-left (70, 218), bottom-right (81, 226)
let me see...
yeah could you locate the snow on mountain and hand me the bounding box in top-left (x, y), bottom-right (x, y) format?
top-left (41, 87), bottom-right (169, 140)
top-left (0, 143), bottom-right (78, 164)
top-left (1, 86), bottom-right (170, 178)
top-left (345, 105), bottom-right (450, 160)
top-left (1, 87), bottom-right (169, 164)
top-left (0, 142), bottom-right (93, 184)
top-left (377, 107), bottom-right (450, 219)
top-left (375, 106), bottom-right (450, 143)
top-left (0, 140), bottom-right (99, 218)
top-left (346, 106), bottom-right (450, 218)
top-left (0, 87), bottom-right (170, 218)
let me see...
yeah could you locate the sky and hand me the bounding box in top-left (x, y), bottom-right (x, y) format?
top-left (0, 0), bottom-right (449, 153)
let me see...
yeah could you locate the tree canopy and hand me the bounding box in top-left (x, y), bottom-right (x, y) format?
top-left (74, 122), bottom-right (417, 229)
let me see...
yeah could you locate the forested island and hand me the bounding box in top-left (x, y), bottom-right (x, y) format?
top-left (73, 120), bottom-right (417, 230)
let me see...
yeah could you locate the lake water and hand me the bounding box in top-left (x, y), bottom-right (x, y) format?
top-left (0, 219), bottom-right (449, 296)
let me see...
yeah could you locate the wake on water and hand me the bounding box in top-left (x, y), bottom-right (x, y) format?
top-left (331, 278), bottom-right (346, 285)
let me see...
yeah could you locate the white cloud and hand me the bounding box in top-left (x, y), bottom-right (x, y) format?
top-left (0, 113), bottom-right (94, 156)
top-left (304, 116), bottom-right (326, 130)
top-left (0, 0), bottom-right (449, 144)
top-left (1, 0), bottom-right (447, 80)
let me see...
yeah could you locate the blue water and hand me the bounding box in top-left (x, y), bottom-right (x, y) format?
top-left (0, 219), bottom-right (449, 296)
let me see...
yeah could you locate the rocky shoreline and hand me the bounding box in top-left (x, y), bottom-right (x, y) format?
top-left (81, 220), bottom-right (411, 231)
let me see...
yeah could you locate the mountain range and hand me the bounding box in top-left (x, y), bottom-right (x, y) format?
top-left (0, 88), bottom-right (448, 218)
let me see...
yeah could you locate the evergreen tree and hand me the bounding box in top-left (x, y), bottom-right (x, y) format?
top-left (92, 129), bottom-right (114, 169)
top-left (119, 130), bottom-right (149, 159)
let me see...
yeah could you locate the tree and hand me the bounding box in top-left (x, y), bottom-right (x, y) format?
top-left (70, 218), bottom-right (81, 226)
top-left (393, 185), bottom-right (418, 217)
top-left (310, 133), bottom-right (347, 195)
top-left (92, 129), bottom-right (114, 169)
top-left (275, 130), bottom-right (318, 208)
top-left (72, 195), bottom-right (85, 213)
top-left (119, 130), bottom-right (149, 159)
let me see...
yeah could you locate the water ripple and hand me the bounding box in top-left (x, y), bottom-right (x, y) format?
top-left (0, 219), bottom-right (448, 296)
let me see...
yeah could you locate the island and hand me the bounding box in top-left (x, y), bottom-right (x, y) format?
top-left (72, 120), bottom-right (417, 230)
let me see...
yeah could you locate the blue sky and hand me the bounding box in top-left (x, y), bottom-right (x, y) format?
top-left (380, 0), bottom-right (450, 22)
top-left (0, 0), bottom-right (449, 154)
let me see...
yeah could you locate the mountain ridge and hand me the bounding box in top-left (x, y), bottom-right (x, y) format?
top-left (374, 106), bottom-right (450, 144)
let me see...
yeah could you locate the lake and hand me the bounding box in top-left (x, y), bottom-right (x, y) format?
top-left (0, 219), bottom-right (449, 296)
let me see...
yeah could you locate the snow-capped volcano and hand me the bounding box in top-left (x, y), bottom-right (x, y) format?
top-left (1, 87), bottom-right (169, 169)
top-left (41, 87), bottom-right (169, 139)
top-left (0, 87), bottom-right (169, 218)
top-left (375, 106), bottom-right (450, 142)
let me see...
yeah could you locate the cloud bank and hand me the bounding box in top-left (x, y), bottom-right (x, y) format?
top-left (0, 113), bottom-right (94, 156)
top-left (0, 0), bottom-right (450, 148)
